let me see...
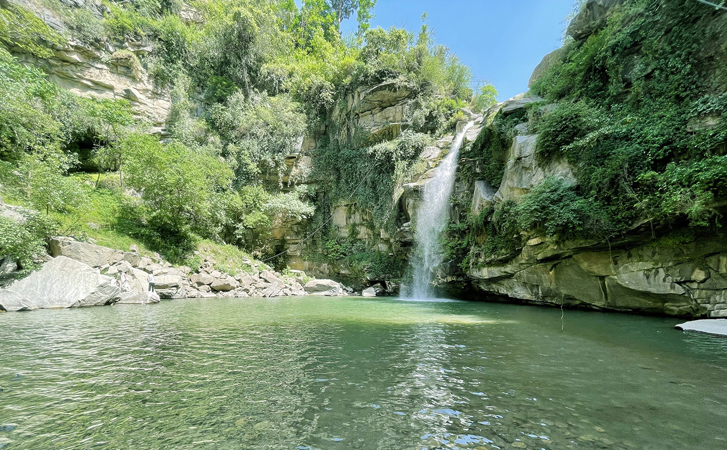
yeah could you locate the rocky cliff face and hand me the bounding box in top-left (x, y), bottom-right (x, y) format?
top-left (4, 0), bottom-right (171, 129)
top-left (440, 0), bottom-right (727, 318)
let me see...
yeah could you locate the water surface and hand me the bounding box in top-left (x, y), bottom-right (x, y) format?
top-left (1, 297), bottom-right (726, 449)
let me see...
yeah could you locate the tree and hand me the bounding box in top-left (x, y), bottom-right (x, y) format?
top-left (472, 84), bottom-right (498, 112)
top-left (329, 0), bottom-right (376, 34)
top-left (123, 134), bottom-right (233, 230)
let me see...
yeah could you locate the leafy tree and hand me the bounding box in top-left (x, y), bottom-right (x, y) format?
top-left (0, 213), bottom-right (56, 271)
top-left (472, 84), bottom-right (498, 112)
top-left (122, 134), bottom-right (233, 231)
top-left (209, 91), bottom-right (306, 185)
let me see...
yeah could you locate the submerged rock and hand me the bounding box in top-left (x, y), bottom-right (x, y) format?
top-left (0, 256), bottom-right (120, 312)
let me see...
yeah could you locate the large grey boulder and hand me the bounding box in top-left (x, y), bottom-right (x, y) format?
top-left (500, 94), bottom-right (545, 115)
top-left (210, 276), bottom-right (239, 292)
top-left (50, 237), bottom-right (123, 268)
top-left (0, 256), bottom-right (120, 312)
top-left (190, 272), bottom-right (214, 286)
top-left (154, 275), bottom-right (185, 299)
top-left (304, 279), bottom-right (344, 297)
top-left (362, 287), bottom-right (377, 297)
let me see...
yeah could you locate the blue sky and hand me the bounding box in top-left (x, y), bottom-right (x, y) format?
top-left (341, 0), bottom-right (575, 101)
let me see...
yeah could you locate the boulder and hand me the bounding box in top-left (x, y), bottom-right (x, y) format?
top-left (237, 274), bottom-right (257, 288)
top-left (0, 256), bottom-right (120, 312)
top-left (123, 252), bottom-right (141, 266)
top-left (362, 287), bottom-right (377, 297)
top-left (304, 279), bottom-right (345, 297)
top-left (154, 274), bottom-right (184, 299)
top-left (124, 268), bottom-right (150, 293)
top-left (137, 256), bottom-right (152, 269)
top-left (290, 282), bottom-right (306, 296)
top-left (362, 283), bottom-right (385, 297)
top-left (261, 270), bottom-right (284, 285)
top-left (0, 256), bottom-right (18, 275)
top-left (529, 48), bottom-right (567, 87)
top-left (50, 237), bottom-right (123, 267)
top-left (117, 292), bottom-right (160, 304)
top-left (211, 276), bottom-right (239, 292)
top-left (191, 273), bottom-right (214, 286)
top-left (500, 94), bottom-right (545, 115)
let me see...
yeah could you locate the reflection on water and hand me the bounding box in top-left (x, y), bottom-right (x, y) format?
top-left (1, 297), bottom-right (727, 449)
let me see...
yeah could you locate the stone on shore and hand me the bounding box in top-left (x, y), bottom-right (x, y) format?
top-left (49, 237), bottom-right (123, 268)
top-left (675, 319), bottom-right (727, 337)
top-left (117, 292), bottom-right (161, 304)
top-left (304, 279), bottom-right (344, 297)
top-left (0, 256), bottom-right (121, 312)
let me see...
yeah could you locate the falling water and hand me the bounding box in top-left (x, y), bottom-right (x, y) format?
top-left (407, 121), bottom-right (475, 300)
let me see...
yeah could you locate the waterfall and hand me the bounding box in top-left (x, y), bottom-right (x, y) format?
top-left (407, 121), bottom-right (475, 300)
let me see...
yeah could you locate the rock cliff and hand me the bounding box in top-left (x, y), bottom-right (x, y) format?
top-left (3, 0), bottom-right (171, 129)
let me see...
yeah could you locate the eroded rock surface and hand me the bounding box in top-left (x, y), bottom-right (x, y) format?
top-left (468, 237), bottom-right (727, 318)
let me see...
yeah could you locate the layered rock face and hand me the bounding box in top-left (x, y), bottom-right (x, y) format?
top-left (469, 235), bottom-right (727, 318)
top-left (447, 92), bottom-right (727, 318)
top-left (4, 0), bottom-right (171, 129)
top-left (271, 81), bottom-right (420, 287)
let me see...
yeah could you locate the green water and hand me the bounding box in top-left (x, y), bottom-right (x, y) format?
top-left (1, 297), bottom-right (727, 449)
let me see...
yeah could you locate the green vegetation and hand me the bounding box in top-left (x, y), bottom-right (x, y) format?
top-left (322, 236), bottom-right (405, 284)
top-left (457, 0), bottom-right (727, 272)
top-left (0, 0), bottom-right (484, 277)
top-left (529, 0), bottom-right (727, 234)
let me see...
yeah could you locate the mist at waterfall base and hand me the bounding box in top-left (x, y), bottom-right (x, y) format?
top-left (404, 121), bottom-right (475, 300)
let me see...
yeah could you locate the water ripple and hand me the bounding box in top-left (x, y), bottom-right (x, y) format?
top-left (0, 297), bottom-right (727, 449)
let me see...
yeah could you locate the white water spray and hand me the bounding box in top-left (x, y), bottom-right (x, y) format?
top-left (407, 121), bottom-right (475, 300)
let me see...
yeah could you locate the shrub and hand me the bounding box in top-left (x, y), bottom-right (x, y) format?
top-left (0, 213), bottom-right (56, 270)
top-left (517, 177), bottom-right (613, 240)
top-left (535, 101), bottom-right (601, 161)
